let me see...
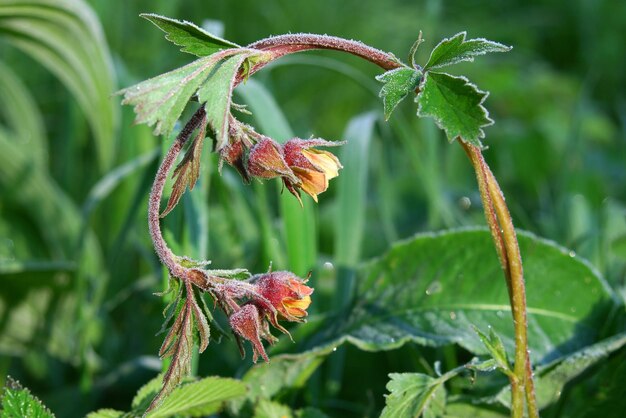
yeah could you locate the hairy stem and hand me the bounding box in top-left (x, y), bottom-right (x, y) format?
top-left (148, 107), bottom-right (207, 280)
top-left (461, 142), bottom-right (538, 418)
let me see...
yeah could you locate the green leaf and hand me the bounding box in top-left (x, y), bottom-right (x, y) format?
top-left (1, 377), bottom-right (54, 418)
top-left (161, 120), bottom-right (207, 217)
top-left (253, 400), bottom-right (293, 418)
top-left (308, 228), bottom-right (612, 365)
top-left (380, 373), bottom-right (446, 418)
top-left (147, 297), bottom-right (195, 413)
top-left (376, 67), bottom-right (422, 120)
top-left (198, 52), bottom-right (261, 152)
top-left (473, 326), bottom-right (512, 376)
top-left (85, 410), bottom-right (124, 418)
top-left (416, 72), bottom-right (493, 146)
top-left (495, 332), bottom-right (626, 410)
top-left (145, 376), bottom-right (246, 418)
top-left (141, 13), bottom-right (240, 57)
top-left (119, 53), bottom-right (225, 137)
top-left (424, 31), bottom-right (511, 70)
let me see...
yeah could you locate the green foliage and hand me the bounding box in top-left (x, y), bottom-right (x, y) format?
top-left (1, 378), bottom-right (54, 418)
top-left (0, 0), bottom-right (117, 170)
top-left (380, 373), bottom-right (445, 418)
top-left (3, 2), bottom-right (625, 417)
top-left (141, 13), bottom-right (240, 56)
top-left (376, 68), bottom-right (422, 120)
top-left (416, 72), bottom-right (493, 146)
top-left (424, 32), bottom-right (511, 70)
top-left (310, 229), bottom-right (610, 362)
top-left (198, 52), bottom-right (263, 152)
top-left (119, 54), bottom-right (222, 137)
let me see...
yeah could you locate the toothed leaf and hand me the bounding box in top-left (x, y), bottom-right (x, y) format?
top-left (118, 53), bottom-right (225, 137)
top-left (161, 120), bottom-right (207, 217)
top-left (197, 52), bottom-right (261, 151)
top-left (425, 31), bottom-right (511, 70)
top-left (141, 13), bottom-right (240, 57)
top-left (416, 72), bottom-right (492, 146)
top-left (376, 67), bottom-right (422, 120)
top-left (381, 373), bottom-right (446, 418)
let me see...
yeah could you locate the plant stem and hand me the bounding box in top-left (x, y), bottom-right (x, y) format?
top-left (461, 141), bottom-right (538, 418)
top-left (148, 107), bottom-right (206, 280)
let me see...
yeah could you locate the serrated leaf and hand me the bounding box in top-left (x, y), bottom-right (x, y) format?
top-left (376, 67), bottom-right (422, 120)
top-left (1, 377), bottom-right (54, 418)
top-left (197, 52), bottom-right (258, 151)
top-left (381, 373), bottom-right (446, 418)
top-left (141, 13), bottom-right (240, 57)
top-left (253, 400), bottom-right (293, 418)
top-left (119, 53), bottom-right (223, 137)
top-left (473, 326), bottom-right (511, 375)
top-left (147, 297), bottom-right (195, 413)
top-left (146, 376), bottom-right (246, 418)
top-left (425, 31), bottom-right (511, 70)
top-left (161, 119), bottom-right (207, 217)
top-left (416, 72), bottom-right (492, 146)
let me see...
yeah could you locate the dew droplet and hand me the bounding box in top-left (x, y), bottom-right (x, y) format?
top-left (323, 261), bottom-right (334, 270)
top-left (425, 280), bottom-right (442, 296)
top-left (332, 347), bottom-right (337, 352)
top-left (449, 311), bottom-right (457, 320)
top-left (568, 251), bottom-right (576, 257)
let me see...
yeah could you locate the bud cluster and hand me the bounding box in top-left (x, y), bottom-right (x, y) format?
top-left (220, 120), bottom-right (344, 205)
top-left (223, 271), bottom-right (313, 362)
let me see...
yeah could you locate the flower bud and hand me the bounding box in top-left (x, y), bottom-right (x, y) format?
top-left (219, 140), bottom-right (250, 183)
top-left (229, 303), bottom-right (269, 363)
top-left (247, 138), bottom-right (297, 182)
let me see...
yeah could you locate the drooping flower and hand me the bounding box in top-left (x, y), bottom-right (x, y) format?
top-left (282, 138), bottom-right (344, 205)
top-left (229, 303), bottom-right (277, 363)
top-left (255, 271), bottom-right (314, 323)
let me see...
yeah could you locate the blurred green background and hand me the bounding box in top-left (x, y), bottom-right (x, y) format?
top-left (1, 0), bottom-right (625, 416)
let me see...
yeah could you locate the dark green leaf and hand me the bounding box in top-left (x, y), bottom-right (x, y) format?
top-left (308, 228), bottom-right (612, 365)
top-left (1, 377), bottom-right (54, 418)
top-left (376, 67), bottom-right (422, 120)
top-left (416, 72), bottom-right (492, 146)
top-left (380, 373), bottom-right (446, 418)
top-left (141, 13), bottom-right (240, 57)
top-left (425, 32), bottom-right (511, 70)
